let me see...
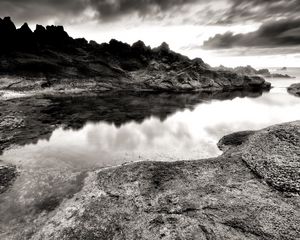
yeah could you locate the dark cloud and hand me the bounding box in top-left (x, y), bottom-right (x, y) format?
top-left (202, 18), bottom-right (300, 50)
top-left (218, 0), bottom-right (300, 24)
top-left (0, 0), bottom-right (87, 23)
top-left (0, 0), bottom-right (198, 24)
top-left (89, 0), bottom-right (198, 21)
top-left (0, 0), bottom-right (299, 27)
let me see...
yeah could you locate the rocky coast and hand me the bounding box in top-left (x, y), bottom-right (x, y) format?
top-left (0, 17), bottom-right (271, 93)
top-left (1, 120), bottom-right (300, 239)
top-left (216, 65), bottom-right (294, 79)
top-left (1, 16), bottom-right (300, 240)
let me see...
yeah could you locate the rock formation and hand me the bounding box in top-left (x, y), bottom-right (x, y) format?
top-left (288, 83), bottom-right (300, 97)
top-left (217, 65), bottom-right (294, 78)
top-left (1, 121), bottom-right (300, 239)
top-left (0, 17), bottom-right (271, 92)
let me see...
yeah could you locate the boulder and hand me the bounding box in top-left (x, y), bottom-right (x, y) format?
top-left (288, 83), bottom-right (300, 97)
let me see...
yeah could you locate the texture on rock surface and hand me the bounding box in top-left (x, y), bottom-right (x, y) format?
top-left (0, 161), bottom-right (17, 194)
top-left (288, 83), bottom-right (300, 97)
top-left (2, 121), bottom-right (299, 240)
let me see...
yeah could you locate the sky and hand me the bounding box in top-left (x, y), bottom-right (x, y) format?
top-left (1, 0), bottom-right (300, 68)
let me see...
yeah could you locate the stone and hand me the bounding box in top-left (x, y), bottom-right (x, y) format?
top-left (288, 83), bottom-right (300, 97)
top-left (0, 17), bottom-right (271, 93)
top-left (10, 121), bottom-right (299, 240)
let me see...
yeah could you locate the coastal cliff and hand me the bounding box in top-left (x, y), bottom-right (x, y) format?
top-left (0, 17), bottom-right (271, 92)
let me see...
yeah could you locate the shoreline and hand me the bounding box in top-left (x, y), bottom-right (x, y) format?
top-left (1, 121), bottom-right (300, 239)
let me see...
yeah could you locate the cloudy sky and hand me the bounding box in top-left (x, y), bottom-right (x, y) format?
top-left (1, 0), bottom-right (300, 67)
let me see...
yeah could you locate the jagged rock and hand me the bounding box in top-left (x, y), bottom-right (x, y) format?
top-left (0, 16), bottom-right (16, 34)
top-left (0, 17), bottom-right (17, 52)
top-left (34, 24), bottom-right (47, 43)
top-left (154, 41), bottom-right (170, 52)
top-left (44, 25), bottom-right (71, 46)
top-left (18, 23), bottom-right (32, 35)
top-left (0, 17), bottom-right (271, 93)
top-left (16, 23), bottom-right (36, 50)
top-left (89, 40), bottom-right (98, 46)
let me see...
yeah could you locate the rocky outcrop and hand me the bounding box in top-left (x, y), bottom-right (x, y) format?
top-left (0, 17), bottom-right (271, 92)
top-left (217, 65), bottom-right (294, 78)
top-left (288, 83), bottom-right (300, 97)
top-left (239, 122), bottom-right (300, 193)
top-left (2, 121), bottom-right (300, 239)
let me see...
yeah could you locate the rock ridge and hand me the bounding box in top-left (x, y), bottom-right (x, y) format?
top-left (0, 17), bottom-right (271, 92)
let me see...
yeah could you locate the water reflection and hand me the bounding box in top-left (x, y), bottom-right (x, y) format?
top-left (0, 89), bottom-right (265, 155)
top-left (1, 88), bottom-right (273, 235)
top-left (1, 75), bottom-right (300, 235)
top-left (1, 81), bottom-right (300, 171)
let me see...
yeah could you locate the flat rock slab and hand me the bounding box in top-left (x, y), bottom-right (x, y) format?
top-left (11, 121), bottom-right (299, 240)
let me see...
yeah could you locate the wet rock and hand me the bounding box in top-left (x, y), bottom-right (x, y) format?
top-left (288, 83), bottom-right (300, 97)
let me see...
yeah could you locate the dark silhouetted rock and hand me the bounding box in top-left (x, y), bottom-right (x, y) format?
top-left (0, 16), bottom-right (17, 52)
top-left (18, 23), bottom-right (32, 35)
top-left (16, 23), bottom-right (36, 50)
top-left (154, 42), bottom-right (170, 53)
top-left (34, 24), bottom-right (47, 44)
top-left (0, 17), bottom-right (272, 93)
top-left (44, 25), bottom-right (71, 46)
top-left (0, 16), bottom-right (16, 34)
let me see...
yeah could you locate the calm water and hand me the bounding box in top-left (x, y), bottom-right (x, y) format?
top-left (0, 68), bottom-right (300, 233)
top-left (2, 68), bottom-right (300, 169)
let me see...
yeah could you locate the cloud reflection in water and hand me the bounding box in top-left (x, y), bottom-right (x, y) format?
top-left (2, 84), bottom-right (300, 171)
